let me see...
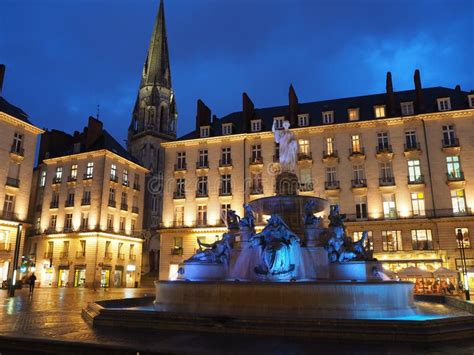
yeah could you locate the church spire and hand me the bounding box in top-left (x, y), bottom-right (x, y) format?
top-left (141, 0), bottom-right (171, 89)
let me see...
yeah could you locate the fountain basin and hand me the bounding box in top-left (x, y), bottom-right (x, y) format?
top-left (154, 280), bottom-right (416, 319)
top-left (180, 262), bottom-right (226, 281)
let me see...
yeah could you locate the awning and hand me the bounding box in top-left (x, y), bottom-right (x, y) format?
top-left (433, 267), bottom-right (458, 277)
top-left (397, 266), bottom-right (433, 278)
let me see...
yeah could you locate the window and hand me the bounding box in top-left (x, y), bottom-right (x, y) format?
top-left (446, 156), bottom-right (462, 179)
top-left (273, 117), bottom-right (284, 129)
top-left (123, 169), bottom-right (129, 186)
top-left (220, 174), bottom-right (232, 195)
top-left (411, 229), bottom-right (433, 250)
top-left (468, 95), bottom-right (474, 108)
top-left (222, 123), bottom-right (232, 135)
top-left (197, 205), bottom-right (207, 226)
top-left (221, 204), bottom-right (231, 222)
top-left (197, 176), bottom-right (208, 196)
top-left (411, 192), bottom-right (425, 217)
top-left (121, 192), bottom-right (127, 207)
top-left (374, 105), bottom-right (386, 118)
top-left (251, 173), bottom-right (263, 193)
top-left (177, 152), bottom-right (186, 170)
top-left (174, 206), bottom-right (184, 226)
top-left (198, 149), bottom-right (208, 168)
top-left (351, 135), bottom-right (361, 153)
top-left (451, 189), bottom-right (466, 215)
top-left (130, 244), bottom-right (135, 258)
top-left (405, 130), bottom-right (418, 149)
top-left (66, 191), bottom-right (75, 206)
top-left (251, 119), bottom-right (262, 132)
top-left (407, 160), bottom-right (422, 183)
top-left (63, 241), bottom-right (69, 255)
top-left (82, 190), bottom-right (91, 205)
top-left (55, 167), bottom-right (63, 182)
top-left (110, 164), bottom-right (117, 180)
top-left (173, 237), bottom-right (183, 250)
top-left (200, 126), bottom-right (210, 138)
top-left (353, 164), bottom-right (365, 182)
top-left (85, 162), bottom-right (94, 179)
top-left (355, 196), bottom-right (368, 220)
top-left (65, 213), bottom-right (73, 231)
top-left (380, 162), bottom-right (393, 180)
top-left (348, 108), bottom-right (359, 121)
top-left (325, 137), bottom-right (334, 155)
top-left (50, 215), bottom-right (57, 229)
top-left (298, 114), bottom-right (309, 127)
top-left (120, 217), bottom-right (126, 232)
top-left (437, 97), bottom-right (451, 111)
top-left (107, 214), bottom-right (114, 231)
top-left (382, 230), bottom-right (402, 251)
top-left (299, 168), bottom-right (312, 190)
top-left (50, 191), bottom-right (59, 208)
top-left (322, 111), bottom-right (334, 124)
top-left (442, 125), bottom-right (457, 146)
top-left (176, 178), bottom-right (185, 196)
top-left (401, 102), bottom-right (414, 116)
top-left (377, 132), bottom-right (389, 150)
top-left (80, 240), bottom-right (86, 255)
top-left (251, 144), bottom-right (262, 162)
top-left (133, 173), bottom-right (140, 189)
top-left (81, 212), bottom-right (89, 230)
top-left (456, 228), bottom-right (470, 248)
top-left (70, 164), bottom-right (78, 180)
top-left (131, 219), bottom-right (136, 233)
top-left (12, 132), bottom-right (23, 154)
top-left (326, 167), bottom-right (337, 183)
top-left (382, 194), bottom-right (397, 219)
top-left (3, 194), bottom-right (15, 215)
top-left (298, 139), bottom-right (310, 155)
top-left (108, 188), bottom-right (116, 204)
top-left (353, 231), bottom-right (373, 250)
top-left (221, 147), bottom-right (231, 165)
top-left (40, 170), bottom-right (47, 187)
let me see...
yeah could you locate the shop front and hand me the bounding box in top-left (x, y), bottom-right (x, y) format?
top-left (58, 266), bottom-right (70, 287)
top-left (100, 266), bottom-right (111, 288)
top-left (40, 262), bottom-right (55, 287)
top-left (74, 266), bottom-right (86, 287)
top-left (375, 251), bottom-right (445, 273)
top-left (126, 264), bottom-right (136, 287)
top-left (114, 266), bottom-right (123, 287)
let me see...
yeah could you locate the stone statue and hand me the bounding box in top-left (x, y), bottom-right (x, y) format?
top-left (304, 200), bottom-right (322, 226)
top-left (272, 120), bottom-right (298, 173)
top-left (187, 233), bottom-right (233, 266)
top-left (250, 214), bottom-right (300, 277)
top-left (328, 205), bottom-right (345, 227)
top-left (239, 203), bottom-right (255, 229)
top-left (223, 209), bottom-right (240, 231)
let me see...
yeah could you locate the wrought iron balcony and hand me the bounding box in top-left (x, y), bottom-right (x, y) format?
top-left (379, 176), bottom-right (396, 186)
top-left (298, 152), bottom-right (312, 161)
top-left (376, 144), bottom-right (392, 154)
top-left (52, 177), bottom-right (62, 184)
top-left (6, 177), bottom-right (20, 188)
top-left (65, 200), bottom-right (75, 207)
top-left (59, 252), bottom-right (69, 258)
top-left (108, 200), bottom-right (116, 208)
top-left (132, 206), bottom-right (139, 214)
top-left (249, 156), bottom-right (263, 165)
top-left (50, 201), bottom-right (59, 209)
top-left (408, 175), bottom-right (425, 184)
top-left (120, 203), bottom-right (128, 211)
top-left (324, 180), bottom-right (340, 190)
top-left (83, 173), bottom-right (93, 180)
top-left (219, 158), bottom-right (233, 167)
top-left (322, 150), bottom-right (338, 159)
top-left (196, 190), bottom-right (209, 198)
top-left (351, 179), bottom-right (367, 188)
top-left (299, 183), bottom-right (314, 192)
top-left (442, 138), bottom-right (460, 148)
top-left (110, 175), bottom-right (118, 183)
top-left (174, 162), bottom-right (187, 171)
top-left (196, 161), bottom-right (209, 169)
top-left (133, 183), bottom-right (140, 191)
top-left (447, 171), bottom-right (465, 181)
top-left (349, 147), bottom-right (365, 156)
top-left (67, 175), bottom-right (77, 182)
top-left (219, 188), bottom-right (232, 196)
top-left (81, 198), bottom-right (91, 206)
top-left (10, 145), bottom-right (24, 156)
top-left (173, 191), bottom-right (185, 199)
top-left (404, 142), bottom-right (421, 151)
top-left (122, 180), bottom-right (129, 187)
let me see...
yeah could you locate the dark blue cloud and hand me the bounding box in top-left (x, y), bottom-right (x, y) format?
top-left (0, 0), bottom-right (473, 145)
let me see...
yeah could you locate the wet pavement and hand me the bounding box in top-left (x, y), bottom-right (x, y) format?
top-left (0, 287), bottom-right (474, 354)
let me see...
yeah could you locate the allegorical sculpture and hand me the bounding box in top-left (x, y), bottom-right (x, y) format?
top-left (187, 233), bottom-right (233, 266)
top-left (304, 200), bottom-right (322, 226)
top-left (272, 120), bottom-right (298, 173)
top-left (223, 209), bottom-right (240, 231)
top-left (250, 214), bottom-right (301, 279)
top-left (239, 203), bottom-right (255, 229)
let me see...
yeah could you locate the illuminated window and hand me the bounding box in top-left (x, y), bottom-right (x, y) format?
top-left (322, 111), bottom-right (334, 124)
top-left (176, 152), bottom-right (186, 169)
top-left (325, 137), bottom-right (334, 155)
top-left (351, 135), bottom-right (361, 153)
top-left (81, 212), bottom-right (89, 230)
top-left (273, 117), bottom-right (284, 129)
top-left (123, 169), bottom-right (129, 186)
top-left (108, 188), bottom-right (116, 205)
top-left (437, 97), bottom-right (451, 111)
top-left (174, 206), bottom-right (184, 226)
top-left (353, 231), bottom-right (373, 250)
top-left (451, 189), bottom-right (466, 215)
top-left (355, 195), bottom-right (367, 220)
top-left (298, 114), bottom-right (309, 127)
top-left (456, 228), bottom-right (470, 248)
top-left (348, 108), bottom-right (359, 121)
top-left (110, 164), bottom-right (117, 180)
top-left (222, 123), bottom-right (232, 135)
top-left (446, 156), bottom-right (462, 179)
top-left (200, 126), bottom-right (210, 138)
top-left (353, 164), bottom-right (365, 182)
top-left (55, 167), bottom-right (63, 182)
top-left (407, 159), bottom-right (422, 183)
top-left (411, 192), bottom-right (425, 217)
top-left (411, 229), bottom-right (433, 250)
top-left (39, 170), bottom-right (47, 187)
top-left (251, 119), bottom-right (262, 132)
top-left (382, 194), bottom-right (397, 219)
top-left (382, 230), bottom-right (402, 251)
top-left (299, 139), bottom-right (310, 155)
top-left (374, 105), bottom-right (386, 118)
top-left (197, 205), bottom-right (207, 226)
top-left (3, 194), bottom-right (15, 215)
top-left (65, 213), bottom-right (73, 231)
top-left (401, 102), bottom-right (414, 116)
top-left (85, 162), bottom-right (94, 179)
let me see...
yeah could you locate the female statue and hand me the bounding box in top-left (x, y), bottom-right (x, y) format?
top-left (272, 120), bottom-right (298, 173)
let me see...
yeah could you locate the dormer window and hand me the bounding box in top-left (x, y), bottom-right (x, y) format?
top-left (200, 126), bottom-right (210, 138)
top-left (374, 105), bottom-right (386, 118)
top-left (348, 108), bottom-right (359, 121)
top-left (401, 102), bottom-right (414, 116)
top-left (468, 94), bottom-right (474, 108)
top-left (251, 119), bottom-right (262, 132)
top-left (298, 114), bottom-right (309, 127)
top-left (437, 97), bottom-right (451, 111)
top-left (322, 111), bottom-right (334, 124)
top-left (222, 123), bottom-right (232, 135)
top-left (273, 117), bottom-right (284, 129)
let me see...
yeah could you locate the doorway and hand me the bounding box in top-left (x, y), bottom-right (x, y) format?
top-left (100, 269), bottom-right (110, 288)
top-left (74, 268), bottom-right (86, 287)
top-left (58, 269), bottom-right (69, 287)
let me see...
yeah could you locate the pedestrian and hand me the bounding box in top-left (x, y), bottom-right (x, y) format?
top-left (28, 272), bottom-right (37, 295)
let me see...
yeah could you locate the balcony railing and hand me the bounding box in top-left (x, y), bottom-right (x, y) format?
top-left (196, 161), bottom-right (209, 169)
top-left (173, 191), bottom-right (185, 199)
top-left (0, 243), bottom-right (11, 252)
top-left (76, 251), bottom-right (86, 258)
top-left (44, 252), bottom-right (53, 259)
top-left (129, 254), bottom-right (137, 261)
top-left (298, 152), bottom-right (312, 161)
top-left (65, 200), bottom-right (75, 207)
top-left (408, 175), bottom-right (425, 184)
top-left (442, 138), bottom-right (460, 148)
top-left (50, 201), bottom-right (59, 209)
top-left (6, 177), bottom-right (20, 188)
top-left (104, 252), bottom-right (113, 259)
top-left (108, 200), bottom-right (116, 208)
top-left (322, 150), bottom-right (338, 159)
top-left (250, 186), bottom-right (264, 195)
top-left (59, 252), bottom-right (69, 258)
top-left (0, 211), bottom-right (21, 222)
top-left (404, 142), bottom-right (421, 151)
top-left (325, 180), bottom-right (340, 190)
top-left (120, 203), bottom-right (128, 211)
top-left (122, 180), bottom-right (129, 187)
top-left (299, 183), bottom-right (314, 192)
top-left (376, 144), bottom-right (392, 154)
top-left (10, 145), bottom-right (24, 156)
top-left (351, 179), bottom-right (367, 188)
top-left (174, 163), bottom-right (187, 171)
top-left (110, 175), bottom-right (118, 183)
top-left (447, 172), bottom-right (465, 181)
top-left (196, 190), bottom-right (209, 198)
top-left (349, 147), bottom-right (365, 156)
top-left (81, 198), bottom-right (91, 206)
top-left (117, 253), bottom-right (125, 260)
top-left (344, 208), bottom-right (474, 222)
top-left (219, 158), bottom-right (232, 167)
top-left (52, 177), bottom-right (62, 184)
top-left (83, 173), bottom-right (93, 180)
top-left (379, 176), bottom-right (396, 186)
top-left (171, 247), bottom-right (183, 256)
top-left (249, 157), bottom-right (263, 165)
top-left (133, 183), bottom-right (140, 191)
top-left (219, 188), bottom-right (232, 196)
top-left (67, 175), bottom-right (77, 182)
top-left (132, 206), bottom-right (139, 214)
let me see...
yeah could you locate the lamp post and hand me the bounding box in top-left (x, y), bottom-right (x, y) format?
top-left (8, 223), bottom-right (23, 297)
top-left (457, 228), bottom-right (470, 301)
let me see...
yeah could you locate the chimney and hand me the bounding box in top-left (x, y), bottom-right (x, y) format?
top-left (195, 99), bottom-right (211, 133)
top-left (242, 92), bottom-right (254, 132)
top-left (386, 72), bottom-right (395, 116)
top-left (0, 64), bottom-right (5, 95)
top-left (288, 84), bottom-right (298, 127)
top-left (85, 116), bottom-right (103, 148)
top-left (414, 69), bottom-right (424, 113)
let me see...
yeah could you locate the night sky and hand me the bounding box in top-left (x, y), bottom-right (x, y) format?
top-left (1, 0), bottom-right (473, 145)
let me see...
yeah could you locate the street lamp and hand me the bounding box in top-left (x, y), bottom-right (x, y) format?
top-left (8, 223), bottom-right (23, 297)
top-left (456, 228), bottom-right (470, 301)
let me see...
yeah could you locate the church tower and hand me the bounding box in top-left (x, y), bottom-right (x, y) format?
top-left (128, 0), bottom-right (177, 272)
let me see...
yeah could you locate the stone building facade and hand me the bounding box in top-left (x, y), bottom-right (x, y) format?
top-left (28, 117), bottom-right (147, 288)
top-left (158, 70), bottom-right (474, 284)
top-left (0, 65), bottom-right (43, 285)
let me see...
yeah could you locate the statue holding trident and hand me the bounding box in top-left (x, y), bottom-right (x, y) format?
top-left (272, 120), bottom-right (298, 173)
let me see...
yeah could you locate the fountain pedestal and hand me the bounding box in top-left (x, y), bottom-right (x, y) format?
top-left (329, 261), bottom-right (383, 281)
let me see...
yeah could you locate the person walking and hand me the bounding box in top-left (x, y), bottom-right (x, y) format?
top-left (28, 272), bottom-right (37, 295)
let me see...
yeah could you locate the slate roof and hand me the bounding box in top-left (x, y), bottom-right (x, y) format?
top-left (0, 96), bottom-right (30, 124)
top-left (177, 86), bottom-right (473, 141)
